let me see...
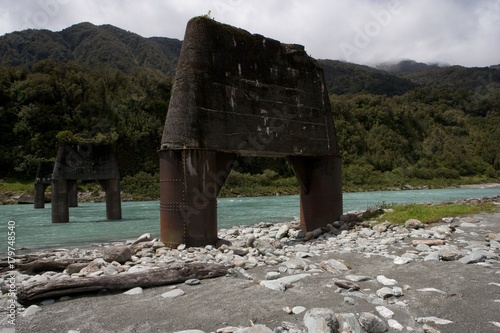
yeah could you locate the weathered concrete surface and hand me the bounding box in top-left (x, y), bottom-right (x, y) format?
top-left (51, 143), bottom-right (121, 223)
top-left (159, 17), bottom-right (342, 246)
top-left (161, 17), bottom-right (339, 156)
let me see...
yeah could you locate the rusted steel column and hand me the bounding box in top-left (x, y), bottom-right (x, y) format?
top-left (68, 181), bottom-right (78, 207)
top-left (159, 149), bottom-right (236, 247)
top-left (34, 183), bottom-right (47, 209)
top-left (51, 179), bottom-right (69, 223)
top-left (99, 179), bottom-right (122, 220)
top-left (287, 155), bottom-right (343, 231)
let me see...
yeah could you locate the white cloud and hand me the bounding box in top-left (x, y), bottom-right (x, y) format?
top-left (0, 0), bottom-right (499, 67)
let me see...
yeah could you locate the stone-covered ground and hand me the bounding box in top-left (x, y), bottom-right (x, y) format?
top-left (1, 196), bottom-right (499, 333)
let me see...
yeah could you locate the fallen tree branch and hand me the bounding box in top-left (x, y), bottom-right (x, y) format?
top-left (16, 258), bottom-right (94, 274)
top-left (16, 262), bottom-right (228, 304)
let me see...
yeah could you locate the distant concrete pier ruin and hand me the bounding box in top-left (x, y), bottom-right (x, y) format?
top-left (35, 143), bottom-right (122, 223)
top-left (159, 17), bottom-right (342, 247)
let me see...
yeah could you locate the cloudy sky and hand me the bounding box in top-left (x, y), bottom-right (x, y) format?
top-left (1, 0), bottom-right (499, 67)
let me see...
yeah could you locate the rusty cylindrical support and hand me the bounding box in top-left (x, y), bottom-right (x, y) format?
top-left (34, 183), bottom-right (47, 209)
top-left (159, 149), bottom-right (236, 247)
top-left (51, 179), bottom-right (69, 223)
top-left (98, 179), bottom-right (122, 220)
top-left (287, 155), bottom-right (343, 231)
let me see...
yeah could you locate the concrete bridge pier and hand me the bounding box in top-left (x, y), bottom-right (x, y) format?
top-left (34, 183), bottom-right (49, 209)
top-left (287, 155), bottom-right (343, 231)
top-left (159, 149), bottom-right (236, 247)
top-left (51, 179), bottom-right (76, 223)
top-left (98, 179), bottom-right (122, 220)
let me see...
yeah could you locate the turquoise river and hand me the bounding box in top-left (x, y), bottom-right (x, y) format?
top-left (0, 187), bottom-right (498, 254)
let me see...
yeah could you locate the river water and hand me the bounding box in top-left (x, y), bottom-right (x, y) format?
top-left (0, 187), bottom-right (498, 253)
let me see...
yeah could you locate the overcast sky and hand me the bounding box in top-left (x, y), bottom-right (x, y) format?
top-left (1, 0), bottom-right (499, 67)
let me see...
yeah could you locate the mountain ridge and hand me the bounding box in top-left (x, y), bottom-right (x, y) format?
top-left (2, 22), bottom-right (498, 97)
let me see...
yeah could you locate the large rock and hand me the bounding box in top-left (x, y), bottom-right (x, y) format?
top-left (405, 219), bottom-right (424, 229)
top-left (358, 312), bottom-right (388, 333)
top-left (438, 247), bottom-right (464, 261)
top-left (253, 240), bottom-right (275, 255)
top-left (303, 308), bottom-right (339, 333)
top-left (260, 273), bottom-right (310, 291)
top-left (103, 246), bottom-right (132, 264)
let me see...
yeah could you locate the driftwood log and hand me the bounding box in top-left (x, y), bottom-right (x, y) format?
top-left (16, 263), bottom-right (228, 304)
top-left (15, 257), bottom-right (94, 274)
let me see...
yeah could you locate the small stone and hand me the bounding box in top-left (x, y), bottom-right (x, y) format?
top-left (65, 263), bottom-right (89, 274)
top-left (338, 313), bottom-right (363, 332)
top-left (260, 273), bottom-right (310, 291)
top-left (412, 239), bottom-right (445, 246)
top-left (392, 287), bottom-right (403, 297)
top-left (68, 330), bottom-right (81, 333)
top-left (376, 275), bottom-right (397, 286)
top-left (460, 222), bottom-right (477, 228)
top-left (387, 319), bottom-right (404, 331)
top-left (345, 274), bottom-right (372, 282)
top-left (123, 287), bottom-right (143, 295)
top-left (458, 251), bottom-right (487, 264)
top-left (333, 279), bottom-right (360, 290)
top-left (254, 239), bottom-right (275, 255)
top-left (227, 267), bottom-right (254, 280)
top-left (422, 324), bottom-right (442, 333)
top-left (358, 312), bottom-right (389, 333)
top-left (161, 288), bottom-right (185, 298)
top-left (177, 244), bottom-right (187, 250)
top-left (344, 297), bottom-right (358, 306)
top-left (292, 306), bottom-right (306, 314)
top-left (485, 233), bottom-right (500, 241)
top-left (265, 271), bottom-right (280, 280)
top-left (236, 325), bottom-right (273, 333)
top-left (415, 243), bottom-right (430, 251)
top-left (393, 256), bottom-right (412, 265)
top-left (375, 306), bottom-right (394, 318)
top-left (275, 225), bottom-right (290, 239)
top-left (283, 306), bottom-right (293, 314)
top-left (416, 316), bottom-right (453, 325)
top-left (172, 330), bottom-right (206, 333)
top-left (438, 247), bottom-right (464, 261)
top-left (285, 257), bottom-right (309, 270)
top-left (442, 217), bottom-right (454, 223)
top-left (103, 264), bottom-right (119, 276)
top-left (103, 246), bottom-right (132, 264)
top-left (132, 232), bottom-right (151, 244)
top-left (185, 279), bottom-right (201, 285)
top-left (405, 219), bottom-right (424, 229)
top-left (88, 270), bottom-right (103, 277)
top-left (22, 305), bottom-right (42, 317)
top-left (424, 252), bottom-right (440, 261)
top-left (40, 299), bottom-right (55, 305)
top-left (320, 259), bottom-right (350, 274)
top-left (152, 241), bottom-right (165, 249)
top-left (417, 288), bottom-right (447, 294)
top-left (376, 287), bottom-right (394, 299)
top-left (303, 308), bottom-right (339, 333)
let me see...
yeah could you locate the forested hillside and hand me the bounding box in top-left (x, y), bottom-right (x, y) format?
top-left (0, 22), bottom-right (499, 195)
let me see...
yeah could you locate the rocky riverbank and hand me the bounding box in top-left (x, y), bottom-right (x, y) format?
top-left (1, 196), bottom-right (499, 333)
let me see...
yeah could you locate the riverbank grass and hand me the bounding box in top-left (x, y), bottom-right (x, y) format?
top-left (379, 202), bottom-right (499, 225)
top-left (0, 178), bottom-right (33, 193)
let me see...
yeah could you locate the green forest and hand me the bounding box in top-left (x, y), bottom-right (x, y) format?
top-left (0, 23), bottom-right (499, 199)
